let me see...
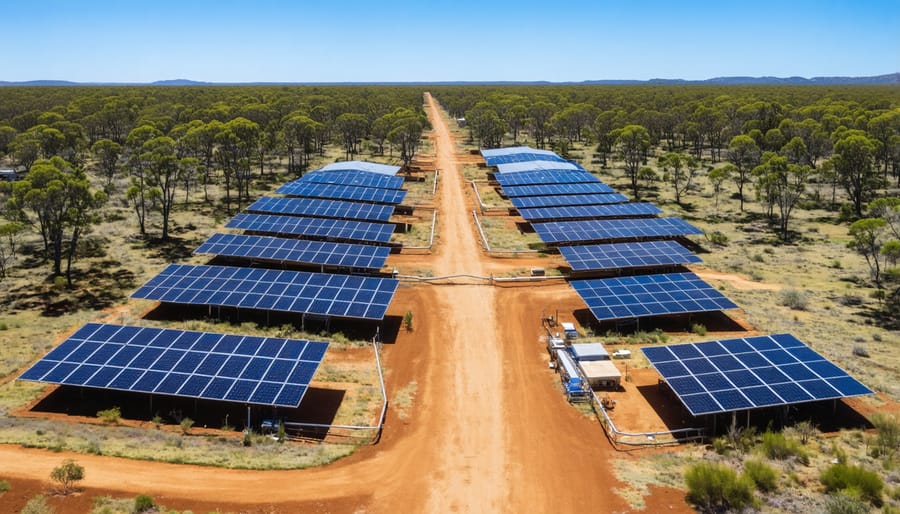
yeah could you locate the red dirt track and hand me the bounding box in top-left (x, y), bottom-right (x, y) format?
top-left (0, 94), bottom-right (691, 513)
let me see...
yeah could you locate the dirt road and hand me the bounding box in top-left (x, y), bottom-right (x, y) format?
top-left (0, 94), bottom-right (684, 513)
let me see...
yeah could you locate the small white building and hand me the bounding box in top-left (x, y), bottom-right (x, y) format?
top-left (570, 343), bottom-right (622, 389)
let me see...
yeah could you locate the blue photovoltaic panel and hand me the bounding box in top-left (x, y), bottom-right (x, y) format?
top-left (481, 147), bottom-right (565, 166)
top-left (511, 193), bottom-right (629, 209)
top-left (559, 240), bottom-right (702, 272)
top-left (275, 182), bottom-right (406, 205)
top-left (532, 217), bottom-right (704, 244)
top-left (640, 334), bottom-right (874, 416)
top-left (296, 170), bottom-right (404, 190)
top-left (132, 264), bottom-right (399, 320)
top-left (194, 233), bottom-right (390, 270)
top-left (570, 272), bottom-right (738, 322)
top-left (17, 323), bottom-right (328, 407)
top-left (318, 161), bottom-right (401, 175)
top-left (226, 213), bottom-right (394, 244)
top-left (518, 202), bottom-right (661, 222)
top-left (495, 170), bottom-right (599, 187)
top-left (495, 160), bottom-right (583, 173)
top-left (247, 196), bottom-right (394, 222)
top-left (503, 182), bottom-right (615, 197)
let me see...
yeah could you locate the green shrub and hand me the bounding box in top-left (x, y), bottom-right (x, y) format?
top-left (743, 460), bottom-right (778, 492)
top-left (821, 463), bottom-right (883, 506)
top-left (870, 413), bottom-right (900, 459)
top-left (180, 417), bottom-right (194, 435)
top-left (50, 459), bottom-right (84, 494)
top-left (823, 493), bottom-right (870, 514)
top-left (780, 288), bottom-right (809, 310)
top-left (685, 462), bottom-right (757, 512)
top-left (134, 494), bottom-right (154, 512)
top-left (762, 431), bottom-right (808, 463)
top-left (712, 436), bottom-right (729, 455)
top-left (0, 479), bottom-right (9, 493)
top-left (707, 230), bottom-right (729, 246)
top-left (21, 495), bottom-right (53, 514)
top-left (691, 323), bottom-right (707, 336)
top-left (96, 406), bottom-right (121, 425)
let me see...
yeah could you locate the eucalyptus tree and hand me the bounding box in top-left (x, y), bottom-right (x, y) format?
top-left (613, 124), bottom-right (651, 199)
top-left (832, 134), bottom-right (880, 217)
top-left (659, 152), bottom-right (700, 205)
top-left (727, 134), bottom-right (761, 211)
top-left (124, 125), bottom-right (163, 236)
top-left (91, 138), bottom-right (122, 188)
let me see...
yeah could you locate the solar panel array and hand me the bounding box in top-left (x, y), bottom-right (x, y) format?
top-left (518, 202), bottom-right (661, 222)
top-left (195, 233), bottom-right (390, 270)
top-left (641, 334), bottom-right (874, 416)
top-left (570, 272), bottom-right (739, 321)
top-left (559, 241), bottom-right (702, 272)
top-left (319, 161), bottom-right (401, 175)
top-left (495, 170), bottom-right (598, 187)
top-left (132, 264), bottom-right (399, 320)
top-left (510, 193), bottom-right (629, 209)
top-left (502, 182), bottom-right (616, 197)
top-left (275, 181), bottom-right (406, 205)
top-left (481, 146), bottom-right (564, 166)
top-left (19, 323), bottom-right (328, 407)
top-left (532, 218), bottom-right (704, 244)
top-left (247, 196), bottom-right (394, 222)
top-left (226, 213), bottom-right (394, 244)
top-left (299, 170), bottom-right (404, 190)
top-left (495, 160), bottom-right (583, 173)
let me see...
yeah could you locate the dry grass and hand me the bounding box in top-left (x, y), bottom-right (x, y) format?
top-left (391, 381), bottom-right (418, 420)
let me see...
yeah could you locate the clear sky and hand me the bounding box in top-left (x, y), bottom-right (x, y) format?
top-left (3, 0), bottom-right (898, 83)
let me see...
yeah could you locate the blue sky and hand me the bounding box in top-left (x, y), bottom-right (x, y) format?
top-left (3, 0), bottom-right (898, 82)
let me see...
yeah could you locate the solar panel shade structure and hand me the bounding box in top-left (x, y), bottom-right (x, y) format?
top-left (532, 217), bottom-right (704, 244)
top-left (495, 160), bottom-right (583, 173)
top-left (318, 161), bottom-right (401, 175)
top-left (481, 147), bottom-right (564, 166)
top-left (194, 233), bottom-right (390, 270)
top-left (495, 170), bottom-right (599, 187)
top-left (511, 193), bottom-right (629, 209)
top-left (226, 214), bottom-right (394, 244)
top-left (247, 196), bottom-right (394, 222)
top-left (559, 241), bottom-right (702, 272)
top-left (297, 170), bottom-right (404, 190)
top-left (570, 272), bottom-right (739, 322)
top-left (274, 182), bottom-right (406, 205)
top-left (18, 323), bottom-right (329, 407)
top-left (502, 182), bottom-right (615, 197)
top-left (640, 334), bottom-right (874, 416)
top-left (518, 202), bottom-right (661, 222)
top-left (132, 264), bottom-right (399, 320)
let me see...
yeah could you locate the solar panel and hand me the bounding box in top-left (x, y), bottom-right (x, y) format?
top-left (275, 182), bottom-right (406, 205)
top-left (511, 193), bottom-right (629, 209)
top-left (495, 160), bottom-right (583, 173)
top-left (570, 272), bottom-right (739, 322)
top-left (532, 217), bottom-right (704, 244)
top-left (318, 161), bottom-right (401, 175)
top-left (495, 169), bottom-right (599, 187)
top-left (294, 170), bottom-right (404, 190)
top-left (503, 182), bottom-right (615, 197)
top-left (518, 203), bottom-right (661, 222)
top-left (558, 241), bottom-right (702, 272)
top-left (132, 264), bottom-right (399, 320)
top-left (481, 147), bottom-right (565, 166)
top-left (18, 323), bottom-right (328, 408)
top-left (247, 196), bottom-right (394, 222)
top-left (194, 233), bottom-right (391, 270)
top-left (226, 213), bottom-right (394, 244)
top-left (640, 333), bottom-right (874, 416)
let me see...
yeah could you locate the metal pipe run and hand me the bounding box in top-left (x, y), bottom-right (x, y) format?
top-left (472, 210), bottom-right (491, 251)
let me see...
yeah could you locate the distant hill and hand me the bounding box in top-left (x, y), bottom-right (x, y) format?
top-left (0, 73), bottom-right (897, 87)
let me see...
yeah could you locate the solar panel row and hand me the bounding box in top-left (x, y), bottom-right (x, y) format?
top-left (318, 161), bottom-right (401, 175)
top-left (194, 233), bottom-right (390, 270)
top-left (300, 169), bottom-right (404, 190)
top-left (518, 202), bottom-right (662, 222)
top-left (503, 182), bottom-right (615, 197)
top-left (558, 241), bottom-right (702, 272)
top-left (533, 217), bottom-right (704, 244)
top-left (495, 169), bottom-right (599, 187)
top-left (18, 323), bottom-right (328, 407)
top-left (226, 213), bottom-right (394, 244)
top-left (641, 334), bottom-right (874, 415)
top-left (481, 147), bottom-right (564, 167)
top-left (131, 264), bottom-right (399, 320)
top-left (570, 272), bottom-right (739, 321)
top-left (247, 196), bottom-right (394, 222)
top-left (275, 181), bottom-right (406, 205)
top-left (495, 160), bottom-right (583, 173)
top-left (510, 193), bottom-right (629, 209)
